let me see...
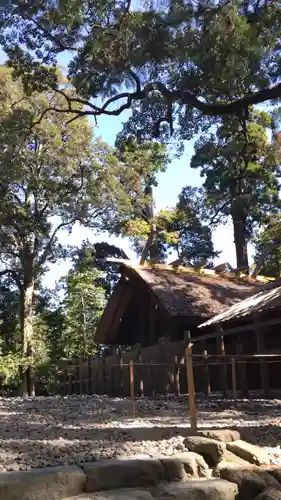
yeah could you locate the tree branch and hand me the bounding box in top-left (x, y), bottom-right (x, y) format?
top-left (30, 75), bottom-right (281, 133)
top-left (30, 18), bottom-right (78, 52)
top-left (209, 198), bottom-right (232, 225)
top-left (37, 218), bottom-right (79, 269)
top-left (0, 269), bottom-right (23, 291)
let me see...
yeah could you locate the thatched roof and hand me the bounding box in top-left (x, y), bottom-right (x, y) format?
top-left (95, 263), bottom-right (266, 344)
top-left (125, 264), bottom-right (262, 318)
top-left (199, 278), bottom-right (281, 329)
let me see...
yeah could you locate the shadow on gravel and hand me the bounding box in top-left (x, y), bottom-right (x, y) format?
top-left (0, 416), bottom-right (280, 447)
top-left (0, 395), bottom-right (280, 471)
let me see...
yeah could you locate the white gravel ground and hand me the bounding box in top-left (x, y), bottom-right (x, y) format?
top-left (0, 395), bottom-right (281, 472)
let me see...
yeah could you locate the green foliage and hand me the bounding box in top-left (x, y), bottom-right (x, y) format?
top-left (0, 283), bottom-right (21, 353)
top-left (253, 216), bottom-right (281, 278)
top-left (1, 1), bottom-right (281, 137)
top-left (0, 349), bottom-right (23, 386)
top-left (171, 186), bottom-right (219, 265)
top-left (0, 67), bottom-right (167, 393)
top-left (0, 70), bottom-right (160, 319)
top-left (59, 268), bottom-right (106, 357)
top-left (0, 280), bottom-right (64, 390)
top-left (190, 110), bottom-right (281, 269)
top-left (71, 240), bottom-right (129, 298)
top-left (122, 185), bottom-right (218, 265)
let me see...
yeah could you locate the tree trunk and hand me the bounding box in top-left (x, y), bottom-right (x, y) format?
top-left (19, 278), bottom-right (35, 397)
top-left (232, 211), bottom-right (249, 271)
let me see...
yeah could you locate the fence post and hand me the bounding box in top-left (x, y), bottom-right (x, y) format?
top-left (119, 354), bottom-right (124, 395)
top-left (216, 332), bottom-right (227, 397)
top-left (174, 356), bottom-right (180, 396)
top-left (231, 357), bottom-right (237, 404)
top-left (185, 343), bottom-right (197, 433)
top-left (204, 349), bottom-right (211, 399)
top-left (129, 360), bottom-right (135, 416)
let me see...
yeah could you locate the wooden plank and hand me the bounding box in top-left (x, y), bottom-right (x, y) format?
top-left (231, 358), bottom-right (237, 403)
top-left (255, 319), bottom-right (270, 397)
top-left (237, 336), bottom-right (248, 397)
top-left (174, 355), bottom-right (180, 395)
top-left (185, 344), bottom-right (197, 432)
top-left (129, 360), bottom-right (135, 416)
top-left (195, 315), bottom-right (281, 343)
top-left (108, 281), bottom-right (134, 343)
top-left (95, 279), bottom-right (132, 344)
top-left (203, 349), bottom-right (211, 399)
top-left (216, 330), bottom-right (227, 396)
top-left (119, 354), bottom-right (124, 396)
top-left (184, 330), bottom-right (191, 345)
top-left (149, 294), bottom-right (156, 345)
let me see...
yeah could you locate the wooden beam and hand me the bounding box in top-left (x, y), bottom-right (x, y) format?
top-left (185, 344), bottom-right (197, 432)
top-left (193, 315), bottom-right (281, 343)
top-left (129, 360), bottom-right (135, 416)
top-left (254, 318), bottom-right (270, 397)
top-left (95, 279), bottom-right (132, 344)
top-left (109, 282), bottom-right (134, 340)
top-left (231, 358), bottom-right (237, 403)
top-left (237, 335), bottom-right (248, 397)
top-left (216, 327), bottom-right (227, 397)
top-left (203, 346), bottom-right (211, 399)
top-left (148, 294), bottom-right (156, 345)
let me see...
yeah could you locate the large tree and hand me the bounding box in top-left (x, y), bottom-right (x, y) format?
top-left (58, 268), bottom-right (106, 358)
top-left (190, 110), bottom-right (281, 270)
top-left (0, 67), bottom-right (160, 394)
top-left (123, 186), bottom-right (218, 266)
top-left (71, 240), bottom-right (129, 298)
top-left (1, 1), bottom-right (281, 137)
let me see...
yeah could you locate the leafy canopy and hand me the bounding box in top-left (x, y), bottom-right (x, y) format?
top-left (190, 109), bottom-right (281, 268)
top-left (58, 268), bottom-right (106, 358)
top-left (253, 216), bottom-right (281, 278)
top-left (1, 1), bottom-right (281, 139)
top-left (0, 66), bottom-right (169, 394)
top-left (122, 185), bottom-right (218, 265)
top-left (0, 66), bottom-right (165, 288)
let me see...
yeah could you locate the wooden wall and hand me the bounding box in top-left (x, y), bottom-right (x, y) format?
top-left (35, 336), bottom-right (279, 397)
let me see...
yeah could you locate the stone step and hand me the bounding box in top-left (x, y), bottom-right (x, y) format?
top-left (0, 465), bottom-right (86, 500)
top-left (65, 479), bottom-right (238, 500)
top-left (64, 488), bottom-right (154, 499)
top-left (183, 435), bottom-right (226, 466)
top-left (226, 440), bottom-right (270, 466)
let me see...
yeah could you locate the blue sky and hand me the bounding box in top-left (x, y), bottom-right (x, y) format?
top-left (0, 48), bottom-right (250, 287)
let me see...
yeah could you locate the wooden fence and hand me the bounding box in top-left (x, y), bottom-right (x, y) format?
top-left (36, 339), bottom-right (281, 402)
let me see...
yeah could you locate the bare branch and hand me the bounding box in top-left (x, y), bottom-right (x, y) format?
top-left (209, 198), bottom-right (232, 225)
top-left (30, 76), bottom-right (281, 134)
top-left (37, 218), bottom-right (79, 269)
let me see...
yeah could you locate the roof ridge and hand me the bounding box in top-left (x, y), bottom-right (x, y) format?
top-left (125, 262), bottom-right (271, 286)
